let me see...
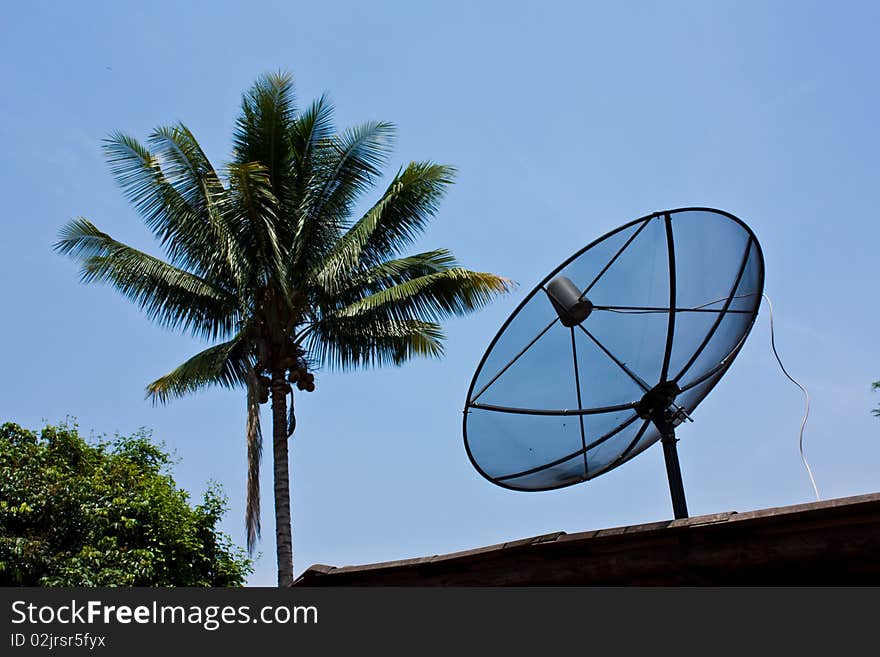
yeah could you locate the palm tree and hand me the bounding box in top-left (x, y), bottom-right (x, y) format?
top-left (55, 72), bottom-right (510, 586)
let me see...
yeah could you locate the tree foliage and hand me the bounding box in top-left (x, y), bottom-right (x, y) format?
top-left (0, 421), bottom-right (251, 586)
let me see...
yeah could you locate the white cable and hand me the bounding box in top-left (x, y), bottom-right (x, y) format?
top-left (763, 293), bottom-right (820, 500)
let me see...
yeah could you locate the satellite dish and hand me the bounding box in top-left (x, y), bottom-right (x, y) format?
top-left (463, 207), bottom-right (764, 518)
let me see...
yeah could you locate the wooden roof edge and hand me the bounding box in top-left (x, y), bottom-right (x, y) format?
top-left (293, 491), bottom-right (880, 585)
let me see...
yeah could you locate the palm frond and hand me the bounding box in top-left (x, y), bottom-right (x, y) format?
top-left (103, 132), bottom-right (225, 278)
top-left (55, 218), bottom-right (238, 339)
top-left (316, 250), bottom-right (458, 311)
top-left (316, 162), bottom-right (455, 287)
top-left (290, 94), bottom-right (335, 182)
top-left (309, 317), bottom-right (445, 370)
top-left (233, 72), bottom-right (296, 226)
top-left (145, 334), bottom-right (252, 404)
top-left (148, 124), bottom-right (218, 213)
top-left (291, 121), bottom-right (396, 281)
top-left (310, 264), bottom-right (511, 370)
top-left (334, 268), bottom-right (514, 324)
top-left (146, 124), bottom-right (251, 288)
top-left (288, 94), bottom-right (335, 238)
top-left (226, 162), bottom-right (286, 294)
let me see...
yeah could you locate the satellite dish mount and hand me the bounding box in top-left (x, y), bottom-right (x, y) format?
top-left (552, 280), bottom-right (691, 518)
top-left (635, 382), bottom-right (689, 518)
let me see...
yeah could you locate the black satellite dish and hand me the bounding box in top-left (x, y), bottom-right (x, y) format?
top-left (463, 207), bottom-right (764, 518)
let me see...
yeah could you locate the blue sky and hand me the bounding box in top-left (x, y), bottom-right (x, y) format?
top-left (2, 1), bottom-right (878, 586)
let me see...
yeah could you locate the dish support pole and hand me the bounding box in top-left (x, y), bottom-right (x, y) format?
top-left (654, 411), bottom-right (689, 520)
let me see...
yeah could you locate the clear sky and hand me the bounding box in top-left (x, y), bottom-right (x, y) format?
top-left (2, 1), bottom-right (878, 586)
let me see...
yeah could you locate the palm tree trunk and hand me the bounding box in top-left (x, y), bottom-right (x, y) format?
top-left (270, 372), bottom-right (294, 587)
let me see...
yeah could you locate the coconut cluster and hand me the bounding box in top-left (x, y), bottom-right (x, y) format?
top-left (287, 367), bottom-right (315, 391)
top-left (281, 350), bottom-right (315, 393)
top-left (254, 346), bottom-right (316, 403)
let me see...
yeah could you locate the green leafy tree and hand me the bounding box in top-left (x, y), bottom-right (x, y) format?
top-left (0, 421), bottom-right (251, 586)
top-left (56, 72), bottom-right (510, 586)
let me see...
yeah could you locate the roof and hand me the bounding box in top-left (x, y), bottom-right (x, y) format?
top-left (295, 492), bottom-right (880, 585)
